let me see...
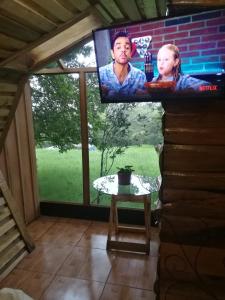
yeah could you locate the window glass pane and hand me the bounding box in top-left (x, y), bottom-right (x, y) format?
top-left (87, 72), bottom-right (163, 209)
top-left (61, 41), bottom-right (96, 68)
top-left (30, 74), bottom-right (83, 203)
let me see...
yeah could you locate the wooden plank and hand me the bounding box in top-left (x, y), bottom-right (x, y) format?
top-left (0, 83), bottom-right (17, 93)
top-left (0, 0), bottom-right (57, 33)
top-left (15, 0), bottom-right (61, 24)
top-left (0, 240), bottom-right (25, 271)
top-left (138, 0), bottom-right (158, 19)
top-left (0, 197), bottom-right (5, 205)
top-left (162, 99), bottom-right (225, 114)
top-left (0, 132), bottom-right (23, 215)
top-left (31, 0), bottom-right (74, 22)
top-left (100, 0), bottom-right (124, 20)
top-left (55, 0), bottom-right (80, 14)
top-left (95, 4), bottom-right (113, 24)
top-left (22, 84), bottom-right (40, 221)
top-left (34, 67), bottom-right (97, 74)
top-left (163, 145), bottom-right (225, 172)
top-left (0, 108), bottom-right (10, 117)
top-left (160, 215), bottom-right (225, 247)
top-left (0, 15), bottom-right (40, 42)
top-left (164, 112), bottom-right (225, 129)
top-left (15, 88), bottom-right (38, 222)
top-left (65, 0), bottom-right (90, 11)
top-left (164, 128), bottom-right (225, 145)
top-left (160, 242), bottom-right (225, 279)
top-left (164, 111), bottom-right (225, 144)
top-left (0, 170), bottom-right (35, 251)
top-left (0, 96), bottom-right (14, 106)
top-left (162, 188), bottom-right (225, 203)
top-left (163, 172), bottom-right (225, 190)
top-left (0, 219), bottom-right (15, 236)
top-left (162, 200), bottom-right (225, 219)
top-left (115, 0), bottom-right (142, 21)
top-left (0, 228), bottom-right (20, 252)
top-left (0, 249), bottom-right (27, 281)
top-left (0, 206), bottom-right (10, 221)
top-left (0, 49), bottom-right (14, 59)
top-left (0, 33), bottom-right (27, 51)
top-left (0, 76), bottom-right (27, 153)
top-left (0, 68), bottom-right (26, 83)
top-left (107, 240), bottom-right (149, 253)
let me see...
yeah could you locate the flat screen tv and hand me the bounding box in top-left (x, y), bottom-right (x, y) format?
top-left (93, 8), bottom-right (225, 103)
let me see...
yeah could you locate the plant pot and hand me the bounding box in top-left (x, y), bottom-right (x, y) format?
top-left (117, 172), bottom-right (132, 185)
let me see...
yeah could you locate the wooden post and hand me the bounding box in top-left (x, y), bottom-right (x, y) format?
top-left (79, 71), bottom-right (90, 205)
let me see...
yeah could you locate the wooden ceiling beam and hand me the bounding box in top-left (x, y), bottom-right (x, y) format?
top-left (29, 13), bottom-right (102, 71)
top-left (33, 66), bottom-right (96, 75)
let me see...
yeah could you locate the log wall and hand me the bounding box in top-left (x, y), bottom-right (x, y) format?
top-left (158, 99), bottom-right (225, 299)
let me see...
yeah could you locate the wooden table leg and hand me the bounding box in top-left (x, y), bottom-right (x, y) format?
top-left (107, 196), bottom-right (114, 250)
top-left (107, 194), bottom-right (151, 254)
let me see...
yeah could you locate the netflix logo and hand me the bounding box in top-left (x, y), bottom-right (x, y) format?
top-left (199, 85), bottom-right (218, 91)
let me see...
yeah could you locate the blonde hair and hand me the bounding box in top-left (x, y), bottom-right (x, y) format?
top-left (159, 44), bottom-right (181, 81)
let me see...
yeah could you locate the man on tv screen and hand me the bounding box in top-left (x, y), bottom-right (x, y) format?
top-left (99, 31), bottom-right (147, 100)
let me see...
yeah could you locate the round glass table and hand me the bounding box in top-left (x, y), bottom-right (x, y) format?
top-left (93, 174), bottom-right (158, 196)
top-left (93, 174), bottom-right (159, 254)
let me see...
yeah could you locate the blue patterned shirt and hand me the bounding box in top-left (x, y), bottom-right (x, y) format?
top-left (99, 62), bottom-right (147, 100)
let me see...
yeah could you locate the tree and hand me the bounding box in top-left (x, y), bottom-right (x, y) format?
top-left (127, 102), bottom-right (163, 146)
top-left (93, 103), bottom-right (134, 177)
top-left (31, 74), bottom-right (81, 152)
top-left (31, 42), bottom-right (94, 152)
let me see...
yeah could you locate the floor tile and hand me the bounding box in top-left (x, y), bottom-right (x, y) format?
top-left (56, 217), bottom-right (91, 228)
top-left (36, 222), bottom-right (85, 246)
top-left (107, 252), bottom-right (158, 290)
top-left (0, 269), bottom-right (54, 300)
top-left (57, 247), bottom-right (113, 282)
top-left (77, 221), bottom-right (108, 249)
top-left (27, 217), bottom-right (56, 241)
top-left (100, 283), bottom-right (156, 300)
top-left (16, 243), bottom-right (73, 275)
top-left (40, 276), bottom-right (104, 300)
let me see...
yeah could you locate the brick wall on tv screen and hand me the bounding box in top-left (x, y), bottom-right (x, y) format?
top-left (119, 9), bottom-right (225, 75)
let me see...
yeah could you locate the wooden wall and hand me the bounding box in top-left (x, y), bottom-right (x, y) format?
top-left (0, 83), bottom-right (39, 224)
top-left (158, 99), bottom-right (225, 299)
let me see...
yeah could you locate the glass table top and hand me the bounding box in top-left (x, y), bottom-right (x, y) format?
top-left (93, 174), bottom-right (159, 196)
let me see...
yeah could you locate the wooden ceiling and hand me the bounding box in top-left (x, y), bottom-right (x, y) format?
top-left (0, 0), bottom-right (167, 73)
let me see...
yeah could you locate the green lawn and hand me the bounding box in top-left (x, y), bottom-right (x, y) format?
top-left (36, 144), bottom-right (160, 208)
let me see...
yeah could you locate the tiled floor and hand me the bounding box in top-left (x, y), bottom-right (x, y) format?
top-left (0, 216), bottom-right (159, 300)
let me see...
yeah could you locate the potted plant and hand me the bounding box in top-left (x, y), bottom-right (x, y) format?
top-left (117, 165), bottom-right (134, 185)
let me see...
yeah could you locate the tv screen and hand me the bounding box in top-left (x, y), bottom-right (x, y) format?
top-left (93, 9), bottom-right (225, 103)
